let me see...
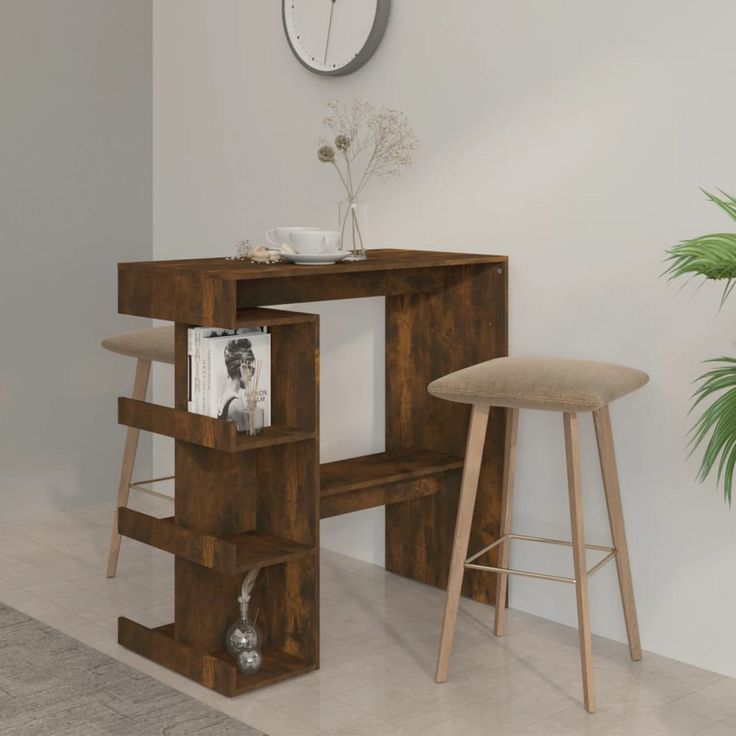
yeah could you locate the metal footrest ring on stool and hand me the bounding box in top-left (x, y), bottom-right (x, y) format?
top-left (464, 533), bottom-right (616, 584)
top-left (128, 475), bottom-right (175, 502)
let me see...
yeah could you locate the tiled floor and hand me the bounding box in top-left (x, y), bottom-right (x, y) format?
top-left (1, 497), bottom-right (735, 736)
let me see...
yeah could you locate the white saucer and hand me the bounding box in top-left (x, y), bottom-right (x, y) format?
top-left (282, 252), bottom-right (350, 265)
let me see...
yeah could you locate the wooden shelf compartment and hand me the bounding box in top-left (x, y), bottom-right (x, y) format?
top-left (119, 309), bottom-right (320, 453)
top-left (320, 448), bottom-right (464, 518)
top-left (118, 398), bottom-right (314, 453)
top-left (118, 508), bottom-right (315, 574)
top-left (118, 619), bottom-right (315, 697)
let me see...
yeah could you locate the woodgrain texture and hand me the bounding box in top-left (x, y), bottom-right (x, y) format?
top-left (117, 509), bottom-right (175, 554)
top-left (493, 408), bottom-right (519, 636)
top-left (564, 412), bottom-right (596, 714)
top-left (117, 509), bottom-right (313, 573)
top-left (118, 619), bottom-right (314, 697)
top-left (174, 314), bottom-right (318, 686)
top-left (106, 358), bottom-right (151, 578)
top-left (119, 249), bottom-right (506, 325)
top-left (115, 249), bottom-right (507, 695)
top-left (118, 398), bottom-right (314, 452)
top-left (593, 405), bottom-right (642, 661)
top-left (386, 263), bottom-right (508, 604)
top-left (436, 405), bottom-right (490, 682)
top-left (116, 313), bottom-right (320, 696)
top-left (320, 449), bottom-right (463, 518)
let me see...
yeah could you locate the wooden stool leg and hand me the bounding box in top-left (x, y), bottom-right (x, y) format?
top-left (106, 358), bottom-right (151, 578)
top-left (436, 404), bottom-right (490, 683)
top-left (563, 412), bottom-right (596, 714)
top-left (494, 408), bottom-right (519, 637)
top-left (593, 405), bottom-right (642, 661)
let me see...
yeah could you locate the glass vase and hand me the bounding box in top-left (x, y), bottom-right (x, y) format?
top-left (225, 597), bottom-right (262, 674)
top-left (338, 197), bottom-right (367, 261)
top-left (234, 399), bottom-right (264, 436)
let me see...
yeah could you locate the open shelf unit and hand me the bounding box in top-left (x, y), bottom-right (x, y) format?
top-left (119, 620), bottom-right (315, 697)
top-left (117, 307), bottom-right (320, 696)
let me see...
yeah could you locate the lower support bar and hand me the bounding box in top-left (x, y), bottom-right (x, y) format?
top-left (464, 533), bottom-right (617, 583)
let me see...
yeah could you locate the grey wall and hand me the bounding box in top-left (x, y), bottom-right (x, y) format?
top-left (0, 0), bottom-right (152, 520)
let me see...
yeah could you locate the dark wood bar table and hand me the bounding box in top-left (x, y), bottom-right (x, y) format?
top-left (114, 248), bottom-right (508, 696)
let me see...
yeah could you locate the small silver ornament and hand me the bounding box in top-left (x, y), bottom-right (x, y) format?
top-left (224, 569), bottom-right (263, 674)
top-left (225, 604), bottom-right (261, 658)
top-left (237, 647), bottom-right (263, 673)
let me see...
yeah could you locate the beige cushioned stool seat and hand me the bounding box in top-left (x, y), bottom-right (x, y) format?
top-left (101, 326), bottom-right (175, 365)
top-left (428, 357), bottom-right (649, 412)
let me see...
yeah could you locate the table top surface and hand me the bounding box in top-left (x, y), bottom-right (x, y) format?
top-left (119, 248), bottom-right (507, 281)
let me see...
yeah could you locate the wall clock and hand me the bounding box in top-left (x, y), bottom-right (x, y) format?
top-left (282, 0), bottom-right (391, 76)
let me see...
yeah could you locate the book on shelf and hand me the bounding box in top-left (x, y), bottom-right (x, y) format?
top-left (187, 326), bottom-right (271, 431)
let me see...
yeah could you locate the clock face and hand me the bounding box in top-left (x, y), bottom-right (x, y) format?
top-left (283, 0), bottom-right (390, 76)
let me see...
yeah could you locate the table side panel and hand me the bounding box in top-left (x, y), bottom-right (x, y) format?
top-left (385, 262), bottom-right (508, 604)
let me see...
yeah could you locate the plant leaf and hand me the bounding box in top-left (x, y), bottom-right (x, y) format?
top-left (689, 358), bottom-right (736, 505)
top-left (703, 188), bottom-right (736, 224)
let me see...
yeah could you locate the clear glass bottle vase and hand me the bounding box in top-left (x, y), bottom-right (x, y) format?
top-left (338, 197), bottom-right (367, 261)
top-left (234, 398), bottom-right (263, 436)
top-left (225, 596), bottom-right (262, 674)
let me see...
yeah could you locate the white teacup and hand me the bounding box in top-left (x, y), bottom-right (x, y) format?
top-left (266, 227), bottom-right (340, 255)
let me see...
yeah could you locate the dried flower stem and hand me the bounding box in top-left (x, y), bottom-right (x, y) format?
top-left (318, 99), bottom-right (417, 258)
top-left (243, 359), bottom-right (262, 436)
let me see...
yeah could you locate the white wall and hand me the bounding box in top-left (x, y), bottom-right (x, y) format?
top-left (0, 0), bottom-right (153, 520)
top-left (153, 0), bottom-right (736, 676)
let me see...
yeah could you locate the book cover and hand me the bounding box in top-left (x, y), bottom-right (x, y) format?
top-left (187, 327), bottom-right (264, 416)
top-left (204, 332), bottom-right (271, 430)
top-left (187, 327), bottom-right (271, 426)
top-left (187, 327), bottom-right (193, 412)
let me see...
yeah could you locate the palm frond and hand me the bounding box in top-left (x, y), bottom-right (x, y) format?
top-left (688, 357), bottom-right (736, 505)
top-left (664, 233), bottom-right (736, 306)
top-left (703, 188), bottom-right (736, 224)
top-left (663, 190), bottom-right (736, 307)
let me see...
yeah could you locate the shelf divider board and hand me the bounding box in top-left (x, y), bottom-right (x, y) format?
top-left (118, 508), bottom-right (314, 573)
top-left (118, 398), bottom-right (314, 452)
top-left (118, 509), bottom-right (175, 553)
top-left (320, 449), bottom-right (464, 518)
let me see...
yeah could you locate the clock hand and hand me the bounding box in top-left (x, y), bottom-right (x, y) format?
top-left (323, 0), bottom-right (337, 65)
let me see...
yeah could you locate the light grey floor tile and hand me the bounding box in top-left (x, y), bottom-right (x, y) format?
top-left (1, 503), bottom-right (734, 736)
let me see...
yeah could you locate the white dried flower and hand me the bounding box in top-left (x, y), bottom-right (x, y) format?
top-left (319, 99), bottom-right (418, 199)
top-left (318, 145), bottom-right (336, 163)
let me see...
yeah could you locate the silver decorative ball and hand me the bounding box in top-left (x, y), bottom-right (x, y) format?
top-left (237, 647), bottom-right (263, 674)
top-left (225, 618), bottom-right (260, 658)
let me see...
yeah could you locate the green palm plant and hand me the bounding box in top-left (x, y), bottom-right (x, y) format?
top-left (664, 190), bottom-right (736, 504)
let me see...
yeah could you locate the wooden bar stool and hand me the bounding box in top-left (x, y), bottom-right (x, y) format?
top-left (101, 326), bottom-right (175, 577)
top-left (431, 356), bottom-right (649, 713)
